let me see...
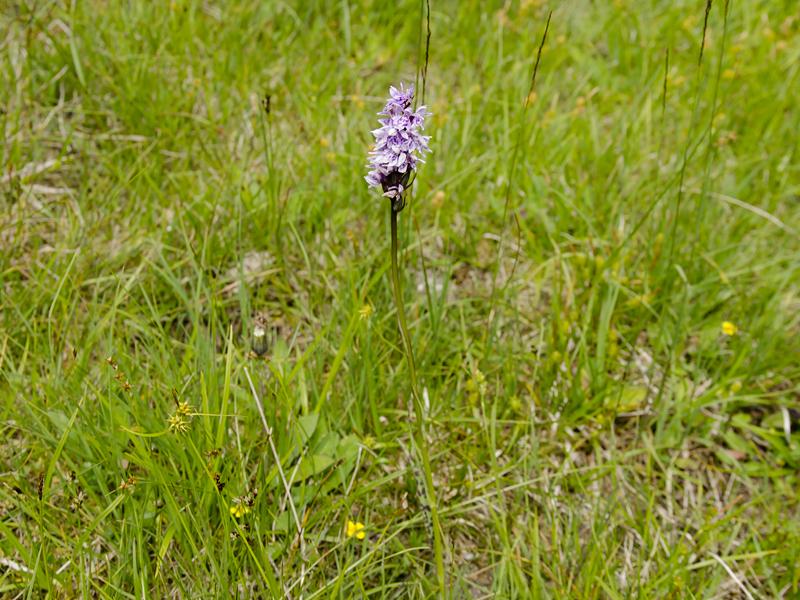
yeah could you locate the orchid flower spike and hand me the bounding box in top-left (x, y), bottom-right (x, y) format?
top-left (365, 83), bottom-right (431, 211)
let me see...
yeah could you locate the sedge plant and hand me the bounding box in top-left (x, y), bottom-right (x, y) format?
top-left (365, 84), bottom-right (446, 595)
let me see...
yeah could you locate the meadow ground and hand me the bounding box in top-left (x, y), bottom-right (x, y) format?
top-left (1, 0), bottom-right (799, 597)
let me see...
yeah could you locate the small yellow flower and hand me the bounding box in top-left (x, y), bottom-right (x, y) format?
top-left (230, 504), bottom-right (251, 518)
top-left (319, 137), bottom-right (330, 148)
top-left (359, 304), bottom-right (374, 320)
top-left (346, 519), bottom-right (366, 540)
top-left (176, 401), bottom-right (193, 416)
top-left (721, 321), bottom-right (738, 336)
top-left (729, 381), bottom-right (742, 394)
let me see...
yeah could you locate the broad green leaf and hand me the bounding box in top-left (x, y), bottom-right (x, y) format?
top-left (295, 454), bottom-right (336, 481)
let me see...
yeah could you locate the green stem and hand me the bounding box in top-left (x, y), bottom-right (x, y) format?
top-left (390, 206), bottom-right (447, 597)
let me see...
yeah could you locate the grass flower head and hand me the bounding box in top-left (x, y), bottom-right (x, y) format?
top-left (358, 303), bottom-right (374, 320)
top-left (167, 413), bottom-right (189, 434)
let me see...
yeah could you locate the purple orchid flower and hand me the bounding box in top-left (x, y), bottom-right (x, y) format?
top-left (365, 83), bottom-right (431, 210)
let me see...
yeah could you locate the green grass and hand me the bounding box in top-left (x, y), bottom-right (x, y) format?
top-left (2, 0), bottom-right (799, 597)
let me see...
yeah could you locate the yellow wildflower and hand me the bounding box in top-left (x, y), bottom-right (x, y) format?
top-left (346, 519), bottom-right (366, 540)
top-left (230, 504), bottom-right (251, 518)
top-left (721, 321), bottom-right (738, 336)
